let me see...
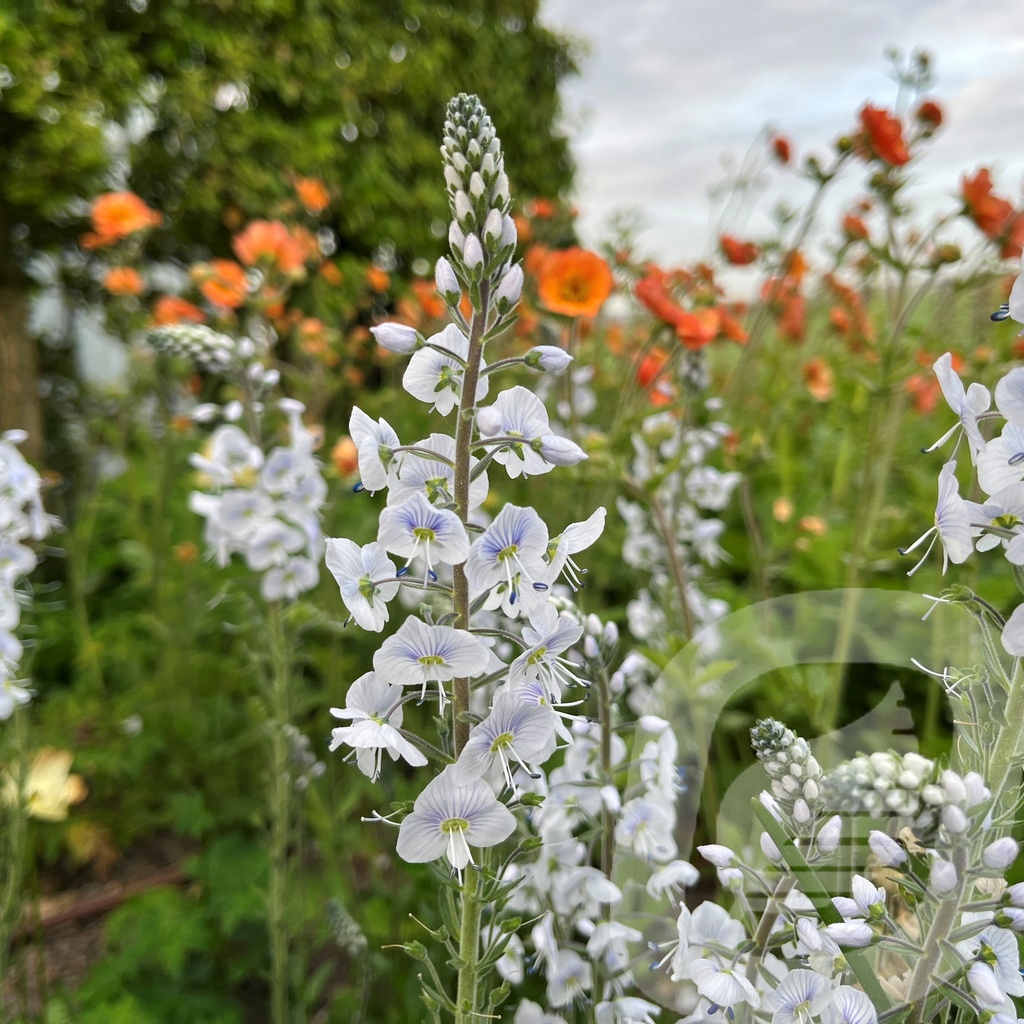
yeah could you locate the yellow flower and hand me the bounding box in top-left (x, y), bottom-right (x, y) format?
top-left (3, 747), bottom-right (88, 822)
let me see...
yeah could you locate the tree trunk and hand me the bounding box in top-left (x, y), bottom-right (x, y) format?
top-left (0, 285), bottom-right (42, 461)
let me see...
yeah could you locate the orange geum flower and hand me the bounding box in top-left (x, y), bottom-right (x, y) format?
top-left (803, 358), bottom-right (834, 401)
top-left (528, 198), bottom-right (557, 219)
top-left (858, 104), bottom-right (911, 167)
top-left (320, 261), bottom-right (344, 286)
top-left (719, 235), bottom-right (758, 266)
top-left (842, 214), bottom-right (870, 241)
top-left (331, 436), bottom-right (359, 477)
top-left (194, 259), bottom-right (249, 309)
top-left (537, 247), bottom-right (614, 319)
top-left (915, 100), bottom-right (943, 128)
top-left (294, 176), bottom-right (330, 214)
top-left (152, 295), bottom-right (205, 326)
top-left (770, 134), bottom-right (792, 165)
top-left (90, 191), bottom-right (162, 242)
top-left (366, 265), bottom-right (391, 292)
top-left (961, 168), bottom-right (1014, 239)
top-left (232, 220), bottom-right (308, 274)
top-left (103, 266), bottom-right (144, 296)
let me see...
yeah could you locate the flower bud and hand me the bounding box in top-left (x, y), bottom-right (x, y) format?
top-left (815, 814), bottom-right (841, 855)
top-left (697, 844), bottom-right (736, 868)
top-left (370, 322), bottom-right (422, 355)
top-left (603, 621), bottom-right (619, 646)
top-left (868, 830), bottom-right (906, 867)
top-left (941, 804), bottom-right (968, 834)
top-left (983, 837), bottom-right (1019, 871)
top-left (967, 962), bottom-right (1006, 1008)
top-left (524, 345), bottom-right (573, 372)
top-left (1006, 882), bottom-right (1024, 908)
top-left (492, 172), bottom-right (509, 206)
top-left (435, 257), bottom-right (461, 303)
top-left (263, 368), bottom-right (280, 388)
top-left (223, 400), bottom-right (244, 422)
top-left (476, 405), bottom-right (503, 437)
top-left (583, 635), bottom-right (599, 660)
top-left (796, 918), bottom-right (822, 951)
top-left (501, 214), bottom-right (517, 248)
top-left (823, 922), bottom-right (873, 947)
top-left (793, 798), bottom-right (810, 824)
top-left (192, 403), bottom-right (219, 423)
top-left (449, 220), bottom-right (466, 255)
top-left (638, 715), bottom-right (669, 734)
top-left (930, 858), bottom-right (957, 895)
top-left (454, 190), bottom-right (474, 225)
top-left (532, 434), bottom-right (587, 466)
top-left (462, 233), bottom-right (484, 272)
top-left (469, 171), bottom-right (486, 200)
top-left (494, 264), bottom-right (524, 313)
top-left (941, 769), bottom-right (967, 804)
top-left (444, 165), bottom-right (461, 191)
top-left (760, 831), bottom-right (782, 863)
top-left (483, 208), bottom-right (503, 246)
top-left (599, 785), bottom-right (621, 814)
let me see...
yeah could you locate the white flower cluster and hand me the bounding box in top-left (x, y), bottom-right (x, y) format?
top-left (0, 432), bottom-right (52, 720)
top-left (618, 404), bottom-right (739, 651)
top-left (149, 324), bottom-right (237, 374)
top-left (189, 399), bottom-right (325, 601)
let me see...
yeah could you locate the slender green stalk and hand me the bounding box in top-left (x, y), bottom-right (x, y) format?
top-left (0, 710), bottom-right (29, 989)
top-left (266, 602), bottom-right (294, 1024)
top-left (451, 280), bottom-right (490, 1024)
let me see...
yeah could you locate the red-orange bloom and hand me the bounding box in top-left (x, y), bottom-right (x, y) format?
top-left (103, 266), bottom-right (144, 296)
top-left (90, 192), bottom-right (162, 243)
top-left (842, 214), bottom-right (869, 241)
top-left (412, 278), bottom-right (446, 320)
top-left (858, 105), bottom-right (911, 167)
top-left (194, 260), bottom-right (248, 309)
top-left (905, 373), bottom-right (940, 414)
top-left (537, 247), bottom-right (614, 318)
top-left (719, 234), bottom-right (759, 266)
top-left (770, 135), bottom-right (791, 165)
top-left (294, 177), bottom-right (330, 214)
top-left (152, 295), bottom-right (205, 326)
top-left (320, 261), bottom-right (344, 286)
top-left (961, 168), bottom-right (1013, 238)
top-left (232, 221), bottom-right (308, 274)
top-left (803, 358), bottom-right (834, 401)
top-left (915, 100), bottom-right (943, 128)
top-left (366, 266), bottom-right (391, 292)
top-left (529, 198), bottom-right (557, 220)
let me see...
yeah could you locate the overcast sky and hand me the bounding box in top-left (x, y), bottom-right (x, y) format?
top-left (539, 0), bottom-right (1024, 263)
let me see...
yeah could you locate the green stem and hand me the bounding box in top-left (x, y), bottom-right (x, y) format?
top-left (0, 710), bottom-right (29, 988)
top-left (452, 279), bottom-right (490, 1024)
top-left (266, 603), bottom-right (294, 1024)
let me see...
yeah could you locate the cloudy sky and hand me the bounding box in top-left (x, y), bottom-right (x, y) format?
top-left (539, 0), bottom-right (1024, 263)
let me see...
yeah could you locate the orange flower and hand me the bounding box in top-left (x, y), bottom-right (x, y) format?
top-left (803, 358), bottom-right (834, 401)
top-left (152, 295), bottom-right (205, 326)
top-left (676, 307), bottom-right (720, 351)
top-left (330, 436), bottom-right (359, 477)
top-left (194, 260), bottom-right (248, 309)
top-left (412, 278), bottom-right (446, 320)
top-left (90, 192), bottom-right (162, 243)
top-left (719, 234), bottom-right (758, 266)
top-left (842, 214), bottom-right (869, 241)
top-left (858, 105), bottom-right (910, 167)
top-left (173, 541), bottom-right (199, 564)
top-left (915, 100), bottom-right (943, 128)
top-left (529, 198), bottom-right (557, 219)
top-left (961, 168), bottom-right (1014, 239)
top-left (798, 515), bottom-right (827, 536)
top-left (830, 307), bottom-right (851, 335)
top-left (103, 266), bottom-right (144, 296)
top-left (536, 247), bottom-right (614, 318)
top-left (366, 265), bottom-right (391, 292)
top-left (513, 213), bottom-right (533, 244)
top-left (905, 373), bottom-right (940, 414)
top-left (320, 261), bottom-right (344, 286)
top-left (524, 243), bottom-right (552, 278)
top-left (635, 267), bottom-right (687, 326)
top-left (232, 220), bottom-right (308, 274)
top-left (770, 135), bottom-right (792, 165)
top-left (294, 176), bottom-right (330, 214)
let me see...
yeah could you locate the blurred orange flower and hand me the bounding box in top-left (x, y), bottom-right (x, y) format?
top-left (537, 247), bottom-right (614, 318)
top-left (331, 436), bottom-right (359, 477)
top-left (366, 265), bottom-right (391, 292)
top-left (915, 100), bottom-right (943, 128)
top-left (412, 278), bottom-right (446, 320)
top-left (232, 220), bottom-right (308, 273)
top-left (320, 261), bottom-right (344, 286)
top-left (905, 373), bottom-right (940, 414)
top-left (152, 295), bottom-right (205, 326)
top-left (295, 176), bottom-right (330, 214)
top-left (770, 135), bottom-right (792, 164)
top-left (529, 198), bottom-right (557, 219)
top-left (103, 266), bottom-right (144, 296)
top-left (90, 192), bottom-right (162, 244)
top-left (858, 105), bottom-right (910, 167)
top-left (842, 214), bottom-right (869, 241)
top-left (719, 235), bottom-right (758, 266)
top-left (803, 358), bottom-right (834, 401)
top-left (194, 259), bottom-right (248, 309)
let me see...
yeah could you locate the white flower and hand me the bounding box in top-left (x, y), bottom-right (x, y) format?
top-left (403, 324), bottom-right (487, 415)
top-left (868, 830), bottom-right (906, 867)
top-left (532, 434), bottom-right (587, 467)
top-left (968, 962), bottom-right (1009, 1009)
top-left (260, 555), bottom-right (319, 601)
top-left (823, 921), bottom-right (873, 947)
top-left (329, 672), bottom-right (426, 780)
top-left (851, 874), bottom-right (887, 918)
top-left (377, 492), bottom-right (469, 582)
top-left (373, 617), bottom-right (490, 705)
top-left (371, 321), bottom-right (422, 355)
top-left (246, 519), bottom-right (305, 571)
top-left (690, 958), bottom-right (760, 1010)
top-left (1001, 602), bottom-right (1024, 655)
top-left (587, 922), bottom-right (643, 977)
top-left (958, 924), bottom-right (1024, 999)
top-left (385, 433), bottom-right (489, 511)
top-left (670, 901), bottom-right (746, 981)
top-left (900, 461), bottom-right (972, 575)
top-left (697, 844), bottom-right (736, 869)
top-left (823, 986), bottom-right (878, 1024)
top-left (995, 366), bottom-right (1024, 426)
top-left (546, 949), bottom-right (592, 1007)
top-left (615, 795), bottom-right (676, 862)
top-left (513, 1000), bottom-right (567, 1024)
top-left (544, 506), bottom-right (606, 591)
top-left (977, 425), bottom-right (1024, 496)
top-left (525, 345), bottom-right (573, 372)
top-left (452, 693), bottom-right (556, 790)
top-left (770, 969), bottom-right (830, 1024)
top-left (465, 504), bottom-right (549, 602)
top-left (476, 386), bottom-right (556, 478)
top-left (926, 352), bottom-right (991, 462)
top-left (325, 539), bottom-right (400, 632)
top-left (509, 604), bottom-right (585, 700)
top-left (190, 424), bottom-right (263, 486)
top-left (646, 860), bottom-right (699, 902)
top-left (349, 406), bottom-right (400, 493)
top-left (395, 767), bottom-right (516, 871)
top-left (0, 677), bottom-right (32, 720)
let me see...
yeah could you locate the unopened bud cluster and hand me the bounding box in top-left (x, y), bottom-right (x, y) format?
top-left (750, 718), bottom-right (823, 828)
top-left (440, 93), bottom-right (519, 305)
top-left (149, 324), bottom-right (237, 375)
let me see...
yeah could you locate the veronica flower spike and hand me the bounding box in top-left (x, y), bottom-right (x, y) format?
top-left (899, 461), bottom-right (972, 575)
top-left (324, 538), bottom-right (401, 632)
top-left (329, 671), bottom-right (427, 781)
top-left (925, 352), bottom-right (991, 463)
top-left (373, 616), bottom-right (490, 707)
top-left (377, 491), bottom-right (469, 584)
top-left (465, 504), bottom-right (550, 605)
top-left (395, 766), bottom-right (516, 874)
top-left (452, 693), bottom-right (557, 791)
